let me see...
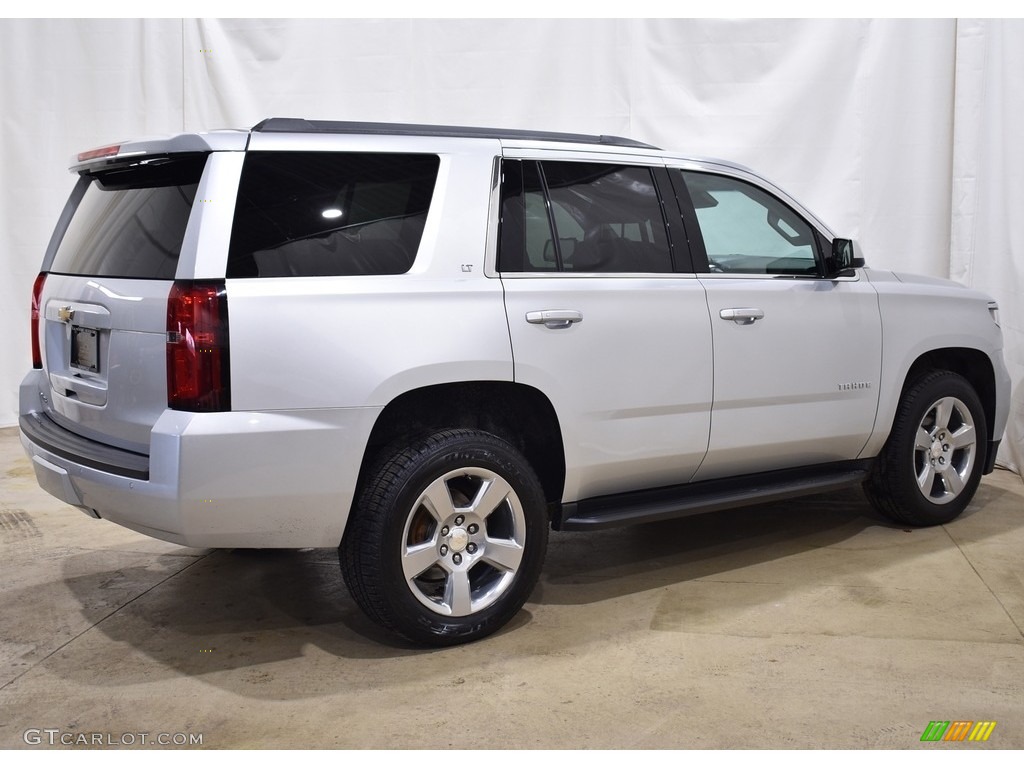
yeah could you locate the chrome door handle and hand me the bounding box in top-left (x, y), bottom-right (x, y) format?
top-left (526, 310), bottom-right (583, 329)
top-left (719, 307), bottom-right (764, 325)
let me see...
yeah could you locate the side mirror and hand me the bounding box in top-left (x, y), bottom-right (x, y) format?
top-left (826, 238), bottom-right (865, 277)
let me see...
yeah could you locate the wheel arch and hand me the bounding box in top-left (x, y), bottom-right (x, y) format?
top-left (357, 381), bottom-right (566, 508)
top-left (891, 347), bottom-right (997, 470)
top-left (863, 366), bottom-right (989, 525)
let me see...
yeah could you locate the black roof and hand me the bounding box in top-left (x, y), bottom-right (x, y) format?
top-left (251, 118), bottom-right (659, 150)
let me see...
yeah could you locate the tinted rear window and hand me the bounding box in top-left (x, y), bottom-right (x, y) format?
top-left (51, 154), bottom-right (207, 279)
top-left (227, 152), bottom-right (440, 278)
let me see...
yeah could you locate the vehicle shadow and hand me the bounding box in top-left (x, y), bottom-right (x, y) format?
top-left (45, 479), bottom-right (1015, 700)
top-left (540, 484), bottom-right (883, 603)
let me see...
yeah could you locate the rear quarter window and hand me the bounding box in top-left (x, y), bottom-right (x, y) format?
top-left (227, 152), bottom-right (440, 278)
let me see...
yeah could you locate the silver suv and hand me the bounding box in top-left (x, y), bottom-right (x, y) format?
top-left (20, 119), bottom-right (1010, 645)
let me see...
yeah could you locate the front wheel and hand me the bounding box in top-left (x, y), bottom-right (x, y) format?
top-left (340, 429), bottom-right (549, 646)
top-left (864, 370), bottom-right (987, 526)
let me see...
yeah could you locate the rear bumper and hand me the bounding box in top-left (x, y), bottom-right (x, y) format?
top-left (20, 411), bottom-right (149, 480)
top-left (20, 390), bottom-right (380, 549)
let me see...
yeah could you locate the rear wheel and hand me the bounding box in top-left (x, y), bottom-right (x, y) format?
top-left (864, 371), bottom-right (987, 526)
top-left (340, 429), bottom-right (548, 646)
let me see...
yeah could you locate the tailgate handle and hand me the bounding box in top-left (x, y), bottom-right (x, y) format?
top-left (49, 373), bottom-right (107, 406)
top-left (526, 310), bottom-right (583, 330)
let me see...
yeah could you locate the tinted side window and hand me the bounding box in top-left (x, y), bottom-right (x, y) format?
top-left (498, 161), bottom-right (559, 272)
top-left (681, 172), bottom-right (819, 275)
top-left (543, 162), bottom-right (672, 273)
top-left (51, 154), bottom-right (207, 280)
top-left (498, 160), bottom-right (672, 273)
top-left (228, 152), bottom-right (440, 278)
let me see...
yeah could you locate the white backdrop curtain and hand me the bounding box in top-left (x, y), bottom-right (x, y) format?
top-left (1, 18), bottom-right (1020, 473)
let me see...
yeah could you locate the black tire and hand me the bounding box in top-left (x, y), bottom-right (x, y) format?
top-left (864, 370), bottom-right (987, 526)
top-left (340, 429), bottom-right (549, 646)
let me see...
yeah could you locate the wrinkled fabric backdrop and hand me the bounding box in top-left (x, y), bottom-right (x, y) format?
top-left (1, 18), bottom-right (1020, 474)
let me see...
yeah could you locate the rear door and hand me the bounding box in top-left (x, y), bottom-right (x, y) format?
top-left (36, 153), bottom-right (210, 453)
top-left (498, 155), bottom-right (713, 503)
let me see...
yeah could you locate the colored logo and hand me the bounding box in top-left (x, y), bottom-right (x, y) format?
top-left (920, 721), bottom-right (996, 742)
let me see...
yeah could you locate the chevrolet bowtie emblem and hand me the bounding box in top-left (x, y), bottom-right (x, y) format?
top-left (58, 306), bottom-right (74, 323)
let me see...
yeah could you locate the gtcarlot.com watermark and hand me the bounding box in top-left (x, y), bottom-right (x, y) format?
top-left (24, 729), bottom-right (203, 747)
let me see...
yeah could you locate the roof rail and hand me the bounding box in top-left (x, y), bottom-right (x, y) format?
top-left (250, 118), bottom-right (659, 150)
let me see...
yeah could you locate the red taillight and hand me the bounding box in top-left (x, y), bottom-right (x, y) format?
top-left (166, 281), bottom-right (230, 412)
top-left (31, 273), bottom-right (47, 369)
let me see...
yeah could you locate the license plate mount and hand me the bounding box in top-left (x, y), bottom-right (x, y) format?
top-left (71, 326), bottom-right (99, 373)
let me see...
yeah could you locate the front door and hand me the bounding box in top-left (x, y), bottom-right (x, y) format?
top-left (672, 169), bottom-right (882, 481)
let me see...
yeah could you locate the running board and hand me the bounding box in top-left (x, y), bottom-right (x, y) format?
top-left (555, 461), bottom-right (872, 531)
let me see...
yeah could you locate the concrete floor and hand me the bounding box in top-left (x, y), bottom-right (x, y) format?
top-left (1, 424), bottom-right (1022, 750)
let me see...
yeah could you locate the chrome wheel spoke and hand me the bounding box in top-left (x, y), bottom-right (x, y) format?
top-left (933, 398), bottom-right (954, 432)
top-left (940, 464), bottom-right (966, 496)
top-left (403, 542), bottom-right (441, 581)
top-left (915, 427), bottom-right (933, 451)
top-left (444, 569), bottom-right (474, 616)
top-left (470, 475), bottom-right (514, 518)
top-left (949, 424), bottom-right (976, 450)
top-left (917, 463), bottom-right (937, 494)
top-left (420, 478), bottom-right (455, 521)
top-left (483, 538), bottom-right (524, 573)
